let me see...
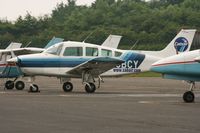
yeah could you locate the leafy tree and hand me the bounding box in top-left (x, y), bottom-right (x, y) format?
top-left (0, 0), bottom-right (200, 50)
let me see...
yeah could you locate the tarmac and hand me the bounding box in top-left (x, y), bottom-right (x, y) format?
top-left (0, 77), bottom-right (200, 133)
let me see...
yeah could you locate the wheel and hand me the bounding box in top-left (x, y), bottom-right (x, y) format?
top-left (63, 82), bottom-right (73, 92)
top-left (183, 91), bottom-right (195, 103)
top-left (29, 84), bottom-right (39, 93)
top-left (85, 83), bottom-right (96, 93)
top-left (5, 80), bottom-right (14, 90)
top-left (15, 81), bottom-right (25, 90)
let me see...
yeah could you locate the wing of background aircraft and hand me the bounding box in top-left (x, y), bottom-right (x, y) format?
top-left (0, 47), bottom-right (44, 56)
top-left (5, 42), bottom-right (22, 50)
top-left (67, 57), bottom-right (124, 76)
top-left (0, 37), bottom-right (64, 56)
top-left (101, 35), bottom-right (122, 49)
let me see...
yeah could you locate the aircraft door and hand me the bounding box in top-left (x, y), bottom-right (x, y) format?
top-left (60, 46), bottom-right (83, 76)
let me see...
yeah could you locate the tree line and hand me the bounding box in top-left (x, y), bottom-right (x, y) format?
top-left (0, 0), bottom-right (199, 50)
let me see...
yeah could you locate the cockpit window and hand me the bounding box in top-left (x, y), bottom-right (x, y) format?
top-left (45, 43), bottom-right (63, 55)
top-left (63, 47), bottom-right (83, 56)
top-left (86, 47), bottom-right (98, 56)
top-left (101, 49), bottom-right (112, 57)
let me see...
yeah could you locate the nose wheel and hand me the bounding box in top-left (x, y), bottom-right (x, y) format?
top-left (29, 84), bottom-right (40, 93)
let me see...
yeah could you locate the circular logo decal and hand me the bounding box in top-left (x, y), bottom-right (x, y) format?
top-left (174, 37), bottom-right (189, 52)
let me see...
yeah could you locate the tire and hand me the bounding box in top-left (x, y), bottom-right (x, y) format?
top-left (85, 83), bottom-right (96, 93)
top-left (63, 82), bottom-right (73, 92)
top-left (183, 91), bottom-right (195, 103)
top-left (29, 84), bottom-right (39, 93)
top-left (5, 80), bottom-right (14, 90)
top-left (15, 81), bottom-right (25, 90)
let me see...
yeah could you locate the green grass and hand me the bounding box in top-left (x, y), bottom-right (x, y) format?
top-left (125, 72), bottom-right (161, 77)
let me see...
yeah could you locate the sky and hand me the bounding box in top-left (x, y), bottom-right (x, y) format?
top-left (0, 0), bottom-right (96, 21)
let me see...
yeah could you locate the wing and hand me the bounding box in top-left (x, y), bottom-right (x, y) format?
top-left (67, 57), bottom-right (124, 76)
top-left (0, 47), bottom-right (44, 56)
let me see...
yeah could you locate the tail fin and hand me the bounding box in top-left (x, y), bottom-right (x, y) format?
top-left (158, 29), bottom-right (196, 57)
top-left (6, 42), bottom-right (22, 50)
top-left (102, 35), bottom-right (122, 49)
top-left (44, 37), bottom-right (64, 49)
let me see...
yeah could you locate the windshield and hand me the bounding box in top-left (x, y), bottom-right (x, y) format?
top-left (44, 43), bottom-right (63, 55)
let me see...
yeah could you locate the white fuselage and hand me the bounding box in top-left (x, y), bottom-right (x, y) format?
top-left (14, 41), bottom-right (161, 78)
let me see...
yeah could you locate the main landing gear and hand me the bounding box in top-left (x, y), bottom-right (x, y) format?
top-left (62, 82), bottom-right (96, 93)
top-left (81, 71), bottom-right (103, 93)
top-left (63, 82), bottom-right (73, 92)
top-left (183, 81), bottom-right (195, 103)
top-left (4, 79), bottom-right (25, 90)
top-left (61, 70), bottom-right (103, 93)
top-left (61, 81), bottom-right (96, 93)
top-left (85, 82), bottom-right (96, 93)
top-left (61, 81), bottom-right (97, 93)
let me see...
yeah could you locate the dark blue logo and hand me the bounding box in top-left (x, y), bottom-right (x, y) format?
top-left (113, 52), bottom-right (145, 73)
top-left (174, 37), bottom-right (189, 52)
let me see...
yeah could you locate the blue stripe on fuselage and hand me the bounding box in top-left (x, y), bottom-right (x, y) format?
top-left (19, 57), bottom-right (91, 68)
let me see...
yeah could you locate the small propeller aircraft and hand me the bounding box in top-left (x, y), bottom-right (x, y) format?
top-left (0, 35), bottom-right (121, 91)
top-left (7, 29), bottom-right (197, 93)
top-left (151, 49), bottom-right (200, 103)
top-left (0, 37), bottom-right (64, 90)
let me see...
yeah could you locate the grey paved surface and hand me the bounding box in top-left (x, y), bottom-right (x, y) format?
top-left (0, 77), bottom-right (200, 133)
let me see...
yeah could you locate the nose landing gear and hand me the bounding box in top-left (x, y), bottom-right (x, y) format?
top-left (29, 84), bottom-right (39, 93)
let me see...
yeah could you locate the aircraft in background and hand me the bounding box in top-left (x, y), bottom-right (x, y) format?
top-left (151, 49), bottom-right (200, 103)
top-left (7, 29), bottom-right (196, 93)
top-left (102, 29), bottom-right (196, 76)
top-left (0, 37), bottom-right (64, 90)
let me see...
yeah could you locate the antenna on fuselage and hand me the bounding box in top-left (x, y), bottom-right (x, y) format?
top-left (83, 31), bottom-right (95, 43)
top-left (130, 40), bottom-right (139, 50)
top-left (24, 41), bottom-right (32, 48)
